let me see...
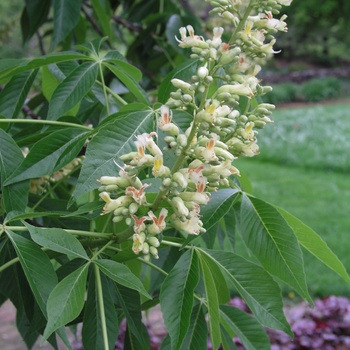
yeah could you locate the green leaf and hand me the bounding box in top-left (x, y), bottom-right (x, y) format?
top-left (202, 189), bottom-right (240, 231)
top-left (114, 284), bottom-right (147, 347)
top-left (4, 210), bottom-right (70, 224)
top-left (160, 250), bottom-right (199, 350)
top-left (63, 201), bottom-right (103, 217)
top-left (277, 206), bottom-right (350, 284)
top-left (4, 128), bottom-right (88, 185)
top-left (0, 52), bottom-right (90, 83)
top-left (47, 62), bottom-right (98, 120)
top-left (240, 194), bottom-right (311, 303)
top-left (94, 259), bottom-right (151, 299)
top-left (52, 0), bottom-right (82, 48)
top-left (0, 70), bottom-right (38, 119)
top-left (123, 323), bottom-right (150, 350)
top-left (103, 50), bottom-right (142, 82)
top-left (201, 249), bottom-right (292, 335)
top-left (197, 251), bottom-right (222, 350)
top-left (180, 304), bottom-right (207, 350)
top-left (196, 249), bottom-right (230, 304)
top-left (220, 305), bottom-right (270, 350)
top-left (90, 0), bottom-right (113, 42)
top-left (5, 230), bottom-right (58, 317)
top-left (73, 105), bottom-right (154, 201)
top-left (21, 0), bottom-right (50, 42)
top-left (0, 129), bottom-right (29, 212)
top-left (82, 268), bottom-right (119, 350)
top-left (24, 222), bottom-right (89, 260)
top-left (172, 110), bottom-right (193, 132)
top-left (166, 15), bottom-right (185, 54)
top-left (158, 59), bottom-right (200, 103)
top-left (104, 62), bottom-right (149, 105)
top-left (42, 263), bottom-right (90, 341)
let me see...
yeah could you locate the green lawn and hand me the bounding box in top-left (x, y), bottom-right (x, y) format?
top-left (234, 103), bottom-right (350, 297)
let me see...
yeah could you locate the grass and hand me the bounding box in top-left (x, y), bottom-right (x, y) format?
top-left (234, 103), bottom-right (350, 297)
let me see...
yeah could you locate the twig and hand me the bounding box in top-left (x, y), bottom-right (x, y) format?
top-left (112, 16), bottom-right (142, 33)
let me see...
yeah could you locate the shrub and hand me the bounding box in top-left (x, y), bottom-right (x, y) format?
top-left (301, 77), bottom-right (341, 102)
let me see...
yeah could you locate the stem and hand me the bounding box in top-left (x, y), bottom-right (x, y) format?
top-left (0, 257), bottom-right (19, 273)
top-left (96, 81), bottom-right (128, 106)
top-left (91, 240), bottom-right (114, 260)
top-left (94, 264), bottom-right (109, 350)
top-left (32, 164), bottom-right (82, 210)
top-left (99, 62), bottom-right (110, 116)
top-left (0, 119), bottom-right (93, 131)
top-left (161, 239), bottom-right (193, 250)
top-left (229, 0), bottom-right (256, 45)
top-left (5, 226), bottom-right (112, 239)
top-left (138, 257), bottom-right (168, 276)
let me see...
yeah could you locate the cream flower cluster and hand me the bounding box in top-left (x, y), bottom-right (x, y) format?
top-left (98, 0), bottom-right (292, 258)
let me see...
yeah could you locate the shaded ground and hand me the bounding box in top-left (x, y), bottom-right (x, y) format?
top-left (0, 301), bottom-right (71, 350)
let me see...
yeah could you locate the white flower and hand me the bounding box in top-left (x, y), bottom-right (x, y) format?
top-left (99, 192), bottom-right (133, 214)
top-left (136, 132), bottom-right (163, 157)
top-left (148, 208), bottom-right (168, 234)
top-left (171, 208), bottom-right (204, 235)
top-left (211, 27), bottom-right (224, 47)
top-left (171, 197), bottom-right (190, 217)
top-left (125, 184), bottom-right (150, 205)
top-left (175, 25), bottom-right (209, 49)
top-left (179, 192), bottom-right (210, 205)
top-left (132, 233), bottom-right (145, 254)
top-left (152, 155), bottom-right (170, 178)
top-left (132, 215), bottom-right (148, 234)
top-left (158, 105), bottom-right (179, 136)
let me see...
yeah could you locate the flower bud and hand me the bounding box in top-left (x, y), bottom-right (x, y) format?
top-left (171, 79), bottom-right (192, 94)
top-left (173, 172), bottom-right (188, 188)
top-left (98, 176), bottom-right (119, 185)
top-left (149, 246), bottom-right (159, 259)
top-left (148, 236), bottom-right (160, 248)
top-left (142, 242), bottom-right (150, 255)
top-left (219, 47), bottom-right (241, 65)
top-left (171, 196), bottom-right (190, 217)
top-left (128, 202), bottom-right (139, 215)
top-left (197, 66), bottom-right (209, 79)
top-left (113, 215), bottom-right (124, 223)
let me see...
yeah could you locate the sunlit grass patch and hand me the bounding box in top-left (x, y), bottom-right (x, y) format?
top-left (235, 102), bottom-right (350, 296)
top-left (255, 103), bottom-right (350, 172)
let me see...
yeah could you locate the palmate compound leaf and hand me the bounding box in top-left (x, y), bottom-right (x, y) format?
top-left (5, 230), bottom-right (58, 317)
top-left (0, 52), bottom-right (91, 84)
top-left (276, 206), bottom-right (350, 284)
top-left (180, 304), bottom-right (208, 350)
top-left (42, 263), bottom-right (90, 342)
top-left (104, 62), bottom-right (149, 105)
top-left (220, 305), bottom-right (270, 350)
top-left (72, 104), bottom-right (155, 202)
top-left (0, 129), bottom-right (28, 212)
top-left (240, 194), bottom-right (312, 304)
top-left (24, 222), bottom-right (89, 260)
top-left (82, 267), bottom-right (119, 350)
top-left (52, 0), bottom-right (82, 48)
top-left (158, 58), bottom-right (200, 103)
top-left (4, 128), bottom-right (89, 186)
top-left (0, 69), bottom-right (38, 119)
top-left (183, 188), bottom-right (240, 246)
top-left (94, 259), bottom-right (151, 299)
top-left (160, 249), bottom-right (200, 350)
top-left (197, 250), bottom-right (222, 350)
top-left (47, 62), bottom-right (98, 120)
top-left (200, 249), bottom-right (292, 336)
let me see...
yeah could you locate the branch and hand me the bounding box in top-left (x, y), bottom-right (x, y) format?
top-left (112, 16), bottom-right (142, 33)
